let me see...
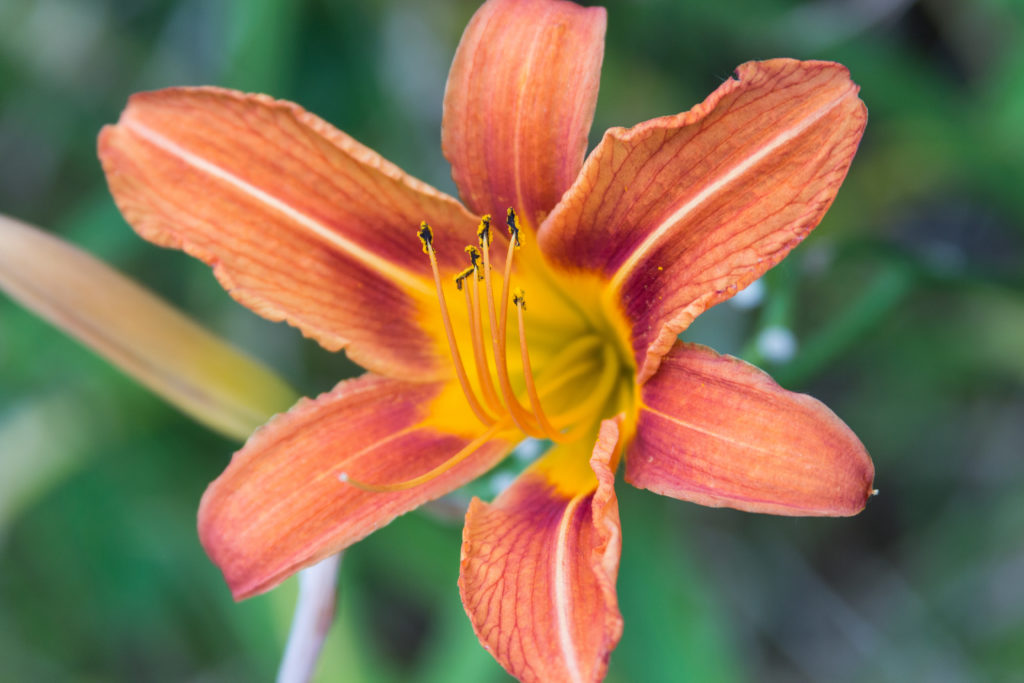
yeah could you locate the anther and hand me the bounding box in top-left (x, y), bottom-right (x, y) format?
top-left (506, 208), bottom-right (521, 248)
top-left (477, 214), bottom-right (491, 246)
top-left (512, 286), bottom-right (526, 310)
top-left (464, 245), bottom-right (482, 273)
top-left (417, 222), bottom-right (433, 253)
top-left (454, 267), bottom-right (474, 291)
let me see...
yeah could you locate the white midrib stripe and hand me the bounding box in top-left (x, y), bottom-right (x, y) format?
top-left (125, 119), bottom-right (432, 297)
top-left (608, 85), bottom-right (855, 293)
top-left (641, 402), bottom-right (779, 458)
top-left (554, 494), bottom-right (587, 683)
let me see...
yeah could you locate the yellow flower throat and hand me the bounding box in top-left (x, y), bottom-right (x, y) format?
top-left (341, 209), bottom-right (634, 493)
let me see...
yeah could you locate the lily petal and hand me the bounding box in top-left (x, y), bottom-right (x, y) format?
top-left (460, 417), bottom-right (623, 683)
top-left (443, 0), bottom-right (606, 231)
top-left (538, 59), bottom-right (867, 382)
top-left (199, 374), bottom-right (512, 599)
top-left (99, 87), bottom-right (479, 379)
top-left (0, 214), bottom-right (296, 441)
top-left (627, 342), bottom-right (874, 516)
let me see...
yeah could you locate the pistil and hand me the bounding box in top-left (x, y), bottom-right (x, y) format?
top-left (339, 419), bottom-right (509, 493)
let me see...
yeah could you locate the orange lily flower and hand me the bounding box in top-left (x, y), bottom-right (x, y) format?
top-left (98, 0), bottom-right (875, 680)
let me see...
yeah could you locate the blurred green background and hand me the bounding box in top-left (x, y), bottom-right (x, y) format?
top-left (2, 0), bottom-right (1023, 680)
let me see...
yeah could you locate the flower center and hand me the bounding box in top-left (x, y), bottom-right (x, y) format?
top-left (421, 209), bottom-right (591, 441)
top-left (339, 209), bottom-right (628, 493)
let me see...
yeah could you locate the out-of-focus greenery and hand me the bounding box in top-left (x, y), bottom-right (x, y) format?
top-left (1, 0), bottom-right (1022, 681)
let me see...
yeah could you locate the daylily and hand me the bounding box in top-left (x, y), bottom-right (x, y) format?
top-left (97, 0), bottom-right (875, 680)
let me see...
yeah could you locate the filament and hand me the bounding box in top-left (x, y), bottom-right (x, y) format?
top-left (514, 291), bottom-right (568, 442)
top-left (420, 223), bottom-right (496, 427)
top-left (497, 221), bottom-right (517, 355)
top-left (479, 220), bottom-right (544, 437)
top-left (465, 263), bottom-right (503, 413)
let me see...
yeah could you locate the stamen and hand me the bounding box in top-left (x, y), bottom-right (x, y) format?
top-left (465, 245), bottom-right (482, 273)
top-left (454, 267), bottom-right (474, 291)
top-left (479, 213), bottom-right (543, 437)
top-left (476, 214), bottom-right (491, 247)
top-left (420, 221), bottom-right (496, 427)
top-left (512, 286), bottom-right (525, 310)
top-left (338, 419), bottom-right (507, 493)
top-left (398, 212), bottom-right (621, 497)
top-left (463, 242), bottom-right (500, 412)
top-left (514, 289), bottom-right (568, 442)
top-left (417, 222), bottom-right (433, 253)
top-left (497, 211), bottom-right (518, 347)
top-left (506, 207), bottom-right (521, 247)
top-left (462, 269), bottom-right (503, 413)
top-left (418, 210), bottom-right (580, 456)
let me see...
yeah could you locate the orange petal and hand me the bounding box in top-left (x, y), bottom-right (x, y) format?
top-left (0, 213), bottom-right (296, 441)
top-left (460, 417), bottom-right (624, 683)
top-left (199, 374), bottom-right (512, 599)
top-left (443, 0), bottom-right (606, 231)
top-left (538, 59), bottom-right (867, 382)
top-left (99, 87), bottom-right (479, 379)
top-left (627, 342), bottom-right (874, 516)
